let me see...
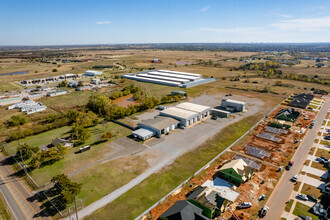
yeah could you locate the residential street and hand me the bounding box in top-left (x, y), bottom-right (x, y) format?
top-left (0, 155), bottom-right (49, 220)
top-left (263, 97), bottom-right (330, 220)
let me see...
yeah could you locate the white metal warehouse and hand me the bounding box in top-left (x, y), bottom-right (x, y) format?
top-left (138, 116), bottom-right (180, 137)
top-left (121, 70), bottom-right (215, 88)
top-left (176, 102), bottom-right (211, 119)
top-left (221, 98), bottom-right (247, 112)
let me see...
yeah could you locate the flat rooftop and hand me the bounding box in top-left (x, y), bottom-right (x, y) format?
top-left (176, 102), bottom-right (211, 113)
top-left (202, 178), bottom-right (240, 202)
top-left (158, 70), bottom-right (202, 77)
top-left (160, 107), bottom-right (198, 119)
top-left (146, 71), bottom-right (200, 80)
top-left (137, 73), bottom-right (190, 83)
top-left (223, 98), bottom-right (246, 105)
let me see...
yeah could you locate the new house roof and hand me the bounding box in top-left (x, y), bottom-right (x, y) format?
top-left (159, 200), bottom-right (210, 220)
top-left (139, 116), bottom-right (179, 130)
top-left (202, 178), bottom-right (240, 202)
top-left (219, 159), bottom-right (251, 181)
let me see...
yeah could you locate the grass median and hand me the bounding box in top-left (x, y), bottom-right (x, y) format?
top-left (90, 114), bottom-right (262, 220)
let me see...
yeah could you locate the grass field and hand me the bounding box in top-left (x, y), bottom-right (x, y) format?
top-left (310, 161), bottom-right (327, 171)
top-left (294, 181), bottom-right (301, 191)
top-left (293, 202), bottom-right (318, 220)
top-left (71, 155), bottom-right (149, 206)
top-left (89, 113), bottom-right (266, 220)
top-left (301, 183), bottom-right (322, 198)
top-left (284, 199), bottom-right (293, 212)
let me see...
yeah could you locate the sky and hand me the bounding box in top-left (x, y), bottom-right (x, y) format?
top-left (1, 0), bottom-right (330, 45)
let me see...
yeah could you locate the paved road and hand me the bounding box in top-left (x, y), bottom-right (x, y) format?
top-left (0, 155), bottom-right (49, 220)
top-left (263, 97), bottom-right (330, 220)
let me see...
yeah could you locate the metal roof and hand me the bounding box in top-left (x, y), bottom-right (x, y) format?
top-left (176, 102), bottom-right (211, 113)
top-left (122, 75), bottom-right (182, 86)
top-left (222, 98), bottom-right (246, 105)
top-left (137, 73), bottom-right (190, 83)
top-left (158, 70), bottom-right (202, 77)
top-left (132, 128), bottom-right (155, 138)
top-left (139, 116), bottom-right (179, 130)
top-left (160, 107), bottom-right (198, 119)
top-left (147, 71), bottom-right (200, 80)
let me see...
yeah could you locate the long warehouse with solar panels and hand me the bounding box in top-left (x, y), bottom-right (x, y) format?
top-left (121, 69), bottom-right (216, 88)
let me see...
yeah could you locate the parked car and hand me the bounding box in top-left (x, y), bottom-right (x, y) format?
top-left (326, 129), bottom-right (330, 134)
top-left (324, 136), bottom-right (330, 140)
top-left (237, 202), bottom-right (252, 209)
top-left (259, 206), bottom-right (269, 218)
top-left (297, 193), bottom-right (308, 201)
top-left (307, 194), bottom-right (318, 202)
top-left (316, 157), bottom-right (326, 163)
top-left (291, 174), bottom-right (299, 182)
top-left (286, 161), bottom-right (294, 170)
top-left (320, 156), bottom-right (328, 161)
top-left (211, 115), bottom-right (217, 120)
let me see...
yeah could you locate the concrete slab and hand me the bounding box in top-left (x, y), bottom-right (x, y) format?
top-left (302, 165), bottom-right (327, 177)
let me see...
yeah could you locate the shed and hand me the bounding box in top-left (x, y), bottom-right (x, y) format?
top-left (211, 108), bottom-right (230, 118)
top-left (132, 128), bottom-right (155, 140)
top-left (85, 70), bottom-right (103, 76)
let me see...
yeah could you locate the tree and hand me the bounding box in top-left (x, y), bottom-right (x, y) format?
top-left (71, 123), bottom-right (90, 144)
top-left (102, 132), bottom-right (112, 140)
top-left (10, 115), bottom-right (27, 126)
top-left (77, 81), bottom-right (83, 87)
top-left (45, 114), bottom-right (57, 123)
top-left (52, 68), bottom-right (58, 72)
top-left (263, 85), bottom-right (272, 93)
top-left (16, 143), bottom-right (40, 160)
top-left (58, 80), bottom-right (68, 87)
top-left (51, 174), bottom-right (81, 204)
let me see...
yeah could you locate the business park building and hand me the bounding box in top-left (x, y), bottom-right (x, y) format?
top-left (121, 70), bottom-right (215, 88)
top-left (132, 102), bottom-right (212, 140)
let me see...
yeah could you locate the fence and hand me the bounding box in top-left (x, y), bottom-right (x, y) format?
top-left (134, 100), bottom-right (283, 220)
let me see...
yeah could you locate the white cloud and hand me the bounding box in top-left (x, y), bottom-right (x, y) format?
top-left (201, 5), bottom-right (210, 12)
top-left (95, 21), bottom-right (111, 25)
top-left (271, 16), bottom-right (330, 32)
top-left (279, 14), bottom-right (293, 18)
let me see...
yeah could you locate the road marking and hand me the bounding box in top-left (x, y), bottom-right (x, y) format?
top-left (0, 169), bottom-right (30, 220)
top-left (0, 169), bottom-right (41, 219)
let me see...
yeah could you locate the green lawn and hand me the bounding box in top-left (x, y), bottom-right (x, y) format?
top-left (29, 122), bottom-right (131, 185)
top-left (310, 161), bottom-right (327, 171)
top-left (293, 202), bottom-right (318, 220)
top-left (284, 199), bottom-right (293, 212)
top-left (301, 183), bottom-right (322, 198)
top-left (320, 140), bottom-right (330, 146)
top-left (315, 148), bottom-right (329, 158)
top-left (308, 104), bottom-right (318, 109)
top-left (71, 155), bottom-right (149, 206)
top-left (90, 114), bottom-right (264, 220)
top-left (294, 181), bottom-right (301, 191)
top-left (4, 126), bottom-right (71, 155)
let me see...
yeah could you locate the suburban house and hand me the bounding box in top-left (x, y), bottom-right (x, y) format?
top-left (275, 108), bottom-right (300, 122)
top-left (217, 159), bottom-right (254, 185)
top-left (187, 178), bottom-right (239, 218)
top-left (158, 200), bottom-right (210, 220)
top-left (51, 138), bottom-right (74, 147)
top-left (289, 93), bottom-right (314, 109)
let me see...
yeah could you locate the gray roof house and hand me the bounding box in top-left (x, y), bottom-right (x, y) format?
top-left (159, 200), bottom-right (210, 220)
top-left (51, 138), bottom-right (74, 147)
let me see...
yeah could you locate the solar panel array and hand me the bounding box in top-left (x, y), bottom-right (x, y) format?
top-left (265, 126), bottom-right (288, 135)
top-left (257, 132), bottom-right (282, 143)
top-left (246, 145), bottom-right (270, 159)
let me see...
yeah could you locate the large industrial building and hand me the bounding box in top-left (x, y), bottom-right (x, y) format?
top-left (132, 102), bottom-right (213, 140)
top-left (85, 70), bottom-right (103, 76)
top-left (221, 98), bottom-right (247, 112)
top-left (121, 70), bottom-right (216, 88)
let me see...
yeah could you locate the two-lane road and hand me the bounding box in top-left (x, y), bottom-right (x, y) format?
top-left (264, 97), bottom-right (330, 220)
top-left (0, 155), bottom-right (49, 220)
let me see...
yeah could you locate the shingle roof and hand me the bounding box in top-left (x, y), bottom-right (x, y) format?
top-left (159, 200), bottom-right (210, 220)
top-left (219, 159), bottom-right (251, 181)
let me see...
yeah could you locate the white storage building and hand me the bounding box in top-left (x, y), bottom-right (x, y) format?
top-left (176, 102), bottom-right (211, 119)
top-left (85, 70), bottom-right (103, 76)
top-left (221, 98), bottom-right (247, 112)
top-left (132, 128), bottom-right (155, 140)
top-left (159, 107), bottom-right (198, 127)
top-left (138, 116), bottom-right (180, 137)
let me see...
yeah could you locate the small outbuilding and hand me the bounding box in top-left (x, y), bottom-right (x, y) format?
top-left (131, 128), bottom-right (155, 140)
top-left (51, 138), bottom-right (74, 147)
top-left (221, 98), bottom-right (247, 112)
top-left (211, 108), bottom-right (230, 118)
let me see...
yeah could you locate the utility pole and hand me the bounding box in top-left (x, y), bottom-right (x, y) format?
top-left (74, 195), bottom-right (78, 220)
